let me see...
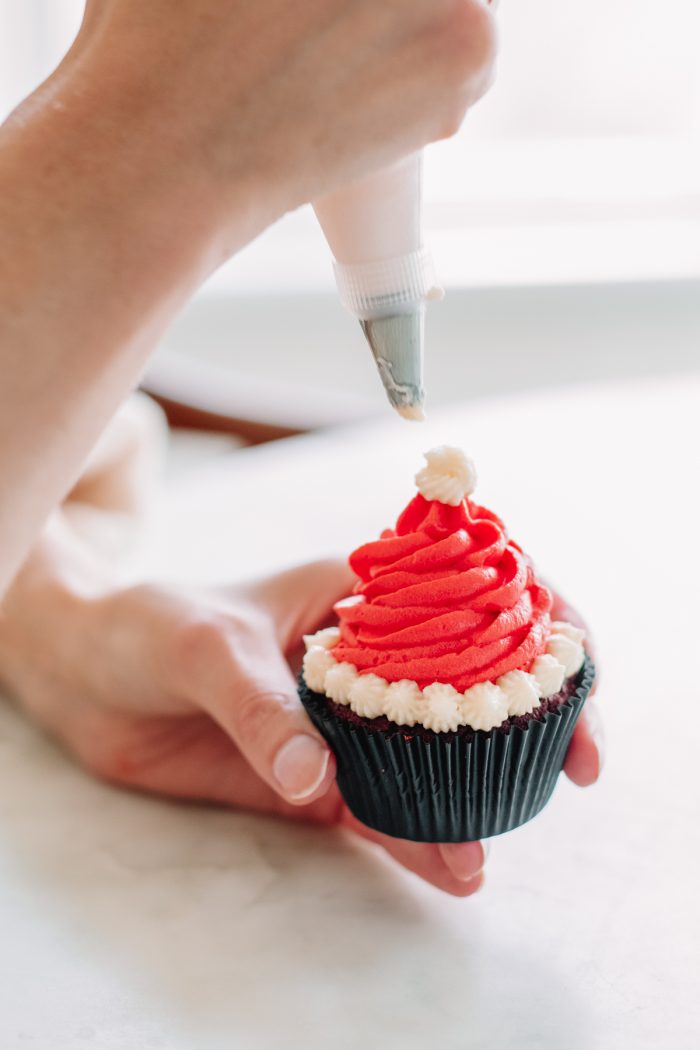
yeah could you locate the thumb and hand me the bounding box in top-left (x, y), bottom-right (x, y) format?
top-left (244, 558), bottom-right (355, 652)
top-left (187, 612), bottom-right (337, 807)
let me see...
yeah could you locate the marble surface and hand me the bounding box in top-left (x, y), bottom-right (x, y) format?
top-left (2, 373), bottom-right (699, 1049)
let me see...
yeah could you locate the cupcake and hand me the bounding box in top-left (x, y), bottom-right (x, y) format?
top-left (300, 447), bottom-right (595, 842)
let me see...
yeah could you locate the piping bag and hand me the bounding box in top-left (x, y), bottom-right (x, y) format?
top-left (313, 152), bottom-right (441, 421)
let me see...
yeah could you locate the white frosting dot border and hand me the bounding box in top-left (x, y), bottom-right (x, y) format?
top-left (302, 621), bottom-right (586, 733)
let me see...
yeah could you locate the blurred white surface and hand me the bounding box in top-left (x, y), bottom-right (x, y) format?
top-left (148, 281), bottom-right (700, 423)
top-left (1, 372), bottom-right (699, 1049)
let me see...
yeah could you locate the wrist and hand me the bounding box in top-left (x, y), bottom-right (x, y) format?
top-left (1, 512), bottom-right (112, 618)
top-left (0, 514), bottom-right (104, 700)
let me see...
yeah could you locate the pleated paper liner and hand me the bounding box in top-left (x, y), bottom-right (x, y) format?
top-left (299, 654), bottom-right (595, 843)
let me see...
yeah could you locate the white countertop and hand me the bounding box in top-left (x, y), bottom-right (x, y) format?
top-left (2, 373), bottom-right (699, 1049)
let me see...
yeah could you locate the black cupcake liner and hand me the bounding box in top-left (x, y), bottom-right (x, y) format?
top-left (299, 654), bottom-right (595, 842)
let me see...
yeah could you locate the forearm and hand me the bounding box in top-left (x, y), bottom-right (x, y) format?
top-left (0, 70), bottom-right (263, 598)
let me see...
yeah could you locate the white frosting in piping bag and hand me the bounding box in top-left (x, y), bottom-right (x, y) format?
top-left (302, 621), bottom-right (586, 733)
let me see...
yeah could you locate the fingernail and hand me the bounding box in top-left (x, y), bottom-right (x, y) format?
top-left (439, 840), bottom-right (488, 882)
top-left (273, 735), bottom-right (331, 800)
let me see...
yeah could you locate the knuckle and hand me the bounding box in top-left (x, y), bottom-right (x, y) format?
top-left (170, 612), bottom-right (235, 687)
top-left (235, 689), bottom-right (298, 751)
top-left (434, 0), bottom-right (498, 89)
top-left (436, 108), bottom-right (466, 141)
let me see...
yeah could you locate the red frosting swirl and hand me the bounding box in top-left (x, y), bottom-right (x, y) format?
top-left (332, 493), bottom-right (552, 691)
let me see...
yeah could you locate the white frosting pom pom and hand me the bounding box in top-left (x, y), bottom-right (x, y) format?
top-left (303, 626), bottom-right (341, 651)
top-left (349, 674), bottom-right (389, 719)
top-left (422, 683), bottom-right (462, 732)
top-left (415, 446), bottom-right (477, 506)
top-left (546, 633), bottom-right (585, 677)
top-left (460, 682), bottom-right (508, 731)
top-left (550, 620), bottom-right (586, 645)
top-left (384, 680), bottom-right (422, 727)
top-left (531, 654), bottom-right (566, 698)
top-left (497, 669), bottom-right (541, 716)
top-left (303, 647), bottom-right (336, 693)
top-left (324, 661), bottom-right (357, 704)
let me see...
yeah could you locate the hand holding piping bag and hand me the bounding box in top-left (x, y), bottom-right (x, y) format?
top-left (313, 1), bottom-right (500, 420)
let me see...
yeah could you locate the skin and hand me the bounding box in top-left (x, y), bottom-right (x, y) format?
top-left (0, 400), bottom-right (603, 897)
top-left (0, 0), bottom-right (498, 597)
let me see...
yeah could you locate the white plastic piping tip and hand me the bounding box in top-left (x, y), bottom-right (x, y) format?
top-left (360, 309), bottom-right (425, 421)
